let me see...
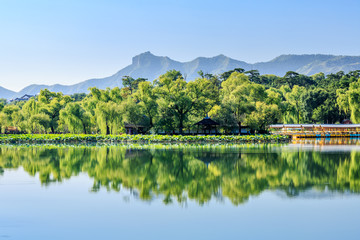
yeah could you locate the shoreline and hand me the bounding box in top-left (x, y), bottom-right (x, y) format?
top-left (0, 134), bottom-right (290, 144)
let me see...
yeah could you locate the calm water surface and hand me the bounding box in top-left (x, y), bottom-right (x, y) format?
top-left (1, 140), bottom-right (360, 239)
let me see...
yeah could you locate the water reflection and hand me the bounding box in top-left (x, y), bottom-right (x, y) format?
top-left (293, 137), bottom-right (360, 146)
top-left (0, 144), bottom-right (360, 205)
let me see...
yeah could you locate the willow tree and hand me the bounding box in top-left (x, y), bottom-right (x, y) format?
top-left (95, 102), bottom-right (122, 134)
top-left (29, 113), bottom-right (51, 133)
top-left (0, 112), bottom-right (7, 133)
top-left (37, 89), bottom-right (72, 133)
top-left (120, 97), bottom-right (147, 132)
top-left (88, 87), bottom-right (123, 104)
top-left (87, 87), bottom-right (124, 134)
top-left (337, 79), bottom-right (360, 123)
top-left (60, 103), bottom-right (91, 134)
top-left (284, 85), bottom-right (307, 124)
top-left (2, 105), bottom-right (20, 128)
top-left (220, 72), bottom-right (266, 134)
top-left (247, 102), bottom-right (281, 132)
top-left (22, 99), bottom-right (38, 117)
top-left (20, 99), bottom-right (40, 133)
top-left (134, 81), bottom-right (158, 128)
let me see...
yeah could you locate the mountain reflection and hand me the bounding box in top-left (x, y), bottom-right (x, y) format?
top-left (0, 144), bottom-right (360, 205)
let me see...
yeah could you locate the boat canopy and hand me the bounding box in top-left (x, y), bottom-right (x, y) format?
top-left (269, 124), bottom-right (360, 128)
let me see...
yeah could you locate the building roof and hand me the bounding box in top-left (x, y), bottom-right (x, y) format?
top-left (124, 123), bottom-right (145, 128)
top-left (9, 94), bottom-right (35, 102)
top-left (194, 117), bottom-right (220, 126)
top-left (269, 124), bottom-right (360, 128)
top-left (342, 119), bottom-right (353, 124)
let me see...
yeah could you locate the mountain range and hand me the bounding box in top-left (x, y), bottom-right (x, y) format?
top-left (2, 52), bottom-right (360, 99)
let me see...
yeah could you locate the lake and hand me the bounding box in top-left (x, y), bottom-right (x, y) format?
top-left (1, 140), bottom-right (360, 239)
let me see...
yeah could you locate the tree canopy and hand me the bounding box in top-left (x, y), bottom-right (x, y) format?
top-left (1, 68), bottom-right (359, 134)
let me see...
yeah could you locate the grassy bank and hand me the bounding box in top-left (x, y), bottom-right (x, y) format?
top-left (0, 134), bottom-right (289, 144)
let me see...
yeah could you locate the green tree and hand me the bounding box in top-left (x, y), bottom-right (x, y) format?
top-left (60, 103), bottom-right (91, 134)
top-left (95, 102), bottom-right (122, 134)
top-left (0, 112), bottom-right (7, 133)
top-left (155, 72), bottom-right (192, 134)
top-left (337, 79), bottom-right (360, 123)
top-left (155, 71), bottom-right (218, 134)
top-left (122, 76), bottom-right (147, 94)
top-left (120, 97), bottom-right (147, 132)
top-left (2, 105), bottom-right (20, 127)
top-left (245, 70), bottom-right (260, 83)
top-left (247, 102), bottom-right (281, 132)
top-left (220, 68), bottom-right (245, 82)
top-left (284, 85), bottom-right (307, 123)
top-left (221, 72), bottom-right (266, 134)
top-left (29, 113), bottom-right (51, 133)
top-left (134, 81), bottom-right (158, 128)
top-left (37, 89), bottom-right (72, 133)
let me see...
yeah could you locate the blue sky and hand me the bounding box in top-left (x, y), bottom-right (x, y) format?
top-left (1, 0), bottom-right (360, 91)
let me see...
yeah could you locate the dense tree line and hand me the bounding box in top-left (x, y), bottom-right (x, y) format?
top-left (0, 69), bottom-right (360, 134)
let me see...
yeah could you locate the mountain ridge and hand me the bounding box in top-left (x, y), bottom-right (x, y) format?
top-left (0, 86), bottom-right (16, 100)
top-left (2, 52), bottom-right (360, 99)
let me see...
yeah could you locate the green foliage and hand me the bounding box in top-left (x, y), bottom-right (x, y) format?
top-left (337, 78), bottom-right (360, 123)
top-left (284, 85), bottom-right (307, 123)
top-left (136, 82), bottom-right (157, 127)
top-left (0, 133), bottom-right (289, 144)
top-left (0, 102), bottom-right (4, 112)
top-left (120, 97), bottom-right (147, 130)
top-left (247, 102), bottom-right (281, 131)
top-left (95, 102), bottom-right (122, 134)
top-left (155, 71), bottom-right (216, 134)
top-left (122, 76), bottom-right (147, 94)
top-left (0, 98), bottom-right (7, 106)
top-left (1, 69), bottom-right (360, 134)
top-left (29, 113), bottom-right (51, 133)
top-left (60, 103), bottom-right (91, 134)
top-left (220, 72), bottom-right (267, 133)
top-left (70, 93), bottom-right (87, 102)
top-left (2, 105), bottom-right (20, 128)
top-left (0, 112), bottom-right (7, 133)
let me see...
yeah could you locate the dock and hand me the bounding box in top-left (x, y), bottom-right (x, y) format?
top-left (269, 124), bottom-right (360, 139)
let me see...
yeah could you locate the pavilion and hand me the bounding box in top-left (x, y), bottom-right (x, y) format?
top-left (194, 116), bottom-right (220, 135)
top-left (124, 123), bottom-right (145, 135)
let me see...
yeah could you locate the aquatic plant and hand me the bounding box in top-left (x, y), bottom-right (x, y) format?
top-left (0, 134), bottom-right (289, 144)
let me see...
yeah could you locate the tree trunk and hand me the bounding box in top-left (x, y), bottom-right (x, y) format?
top-left (179, 116), bottom-right (184, 135)
top-left (238, 122), bottom-right (242, 135)
top-left (106, 125), bottom-right (110, 135)
top-left (149, 116), bottom-right (153, 128)
top-left (83, 123), bottom-right (87, 134)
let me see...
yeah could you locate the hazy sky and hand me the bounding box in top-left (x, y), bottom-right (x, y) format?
top-left (1, 0), bottom-right (360, 91)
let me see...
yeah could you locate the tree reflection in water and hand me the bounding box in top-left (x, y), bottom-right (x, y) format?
top-left (0, 144), bottom-right (359, 205)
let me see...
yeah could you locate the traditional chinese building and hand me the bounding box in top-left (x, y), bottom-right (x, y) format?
top-left (194, 116), bottom-right (220, 135)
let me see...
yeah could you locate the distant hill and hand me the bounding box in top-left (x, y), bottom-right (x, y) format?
top-left (2, 52), bottom-right (360, 99)
top-left (0, 86), bottom-right (16, 100)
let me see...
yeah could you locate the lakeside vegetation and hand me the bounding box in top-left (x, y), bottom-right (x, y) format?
top-left (1, 144), bottom-right (359, 205)
top-left (1, 69), bottom-right (360, 134)
top-left (0, 133), bottom-right (289, 144)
